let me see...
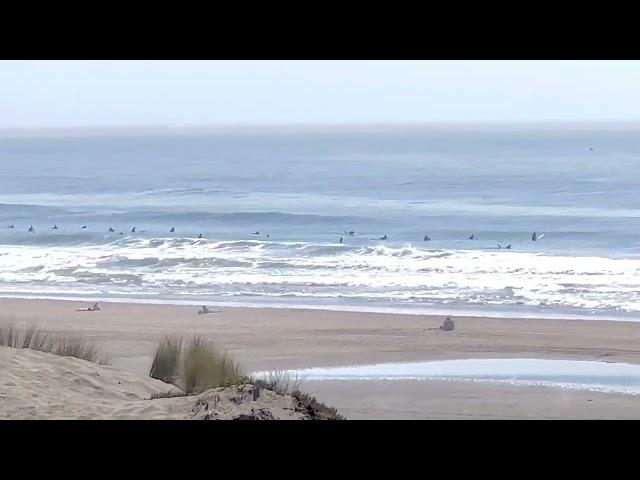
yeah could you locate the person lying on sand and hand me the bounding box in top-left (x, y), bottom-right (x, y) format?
top-left (197, 305), bottom-right (221, 315)
top-left (76, 303), bottom-right (101, 312)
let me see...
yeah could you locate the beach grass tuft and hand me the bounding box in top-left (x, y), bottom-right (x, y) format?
top-left (150, 335), bottom-right (243, 394)
top-left (0, 324), bottom-right (109, 364)
top-left (251, 369), bottom-right (303, 396)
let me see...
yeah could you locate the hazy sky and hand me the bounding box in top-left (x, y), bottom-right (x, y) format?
top-left (2, 60), bottom-right (640, 128)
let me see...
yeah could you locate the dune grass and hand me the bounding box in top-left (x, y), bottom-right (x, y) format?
top-left (149, 336), bottom-right (183, 384)
top-left (0, 324), bottom-right (109, 364)
top-left (251, 369), bottom-right (303, 396)
top-left (148, 334), bottom-right (344, 418)
top-left (150, 335), bottom-right (244, 394)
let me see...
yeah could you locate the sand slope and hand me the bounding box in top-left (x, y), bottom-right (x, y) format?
top-left (0, 347), bottom-right (307, 420)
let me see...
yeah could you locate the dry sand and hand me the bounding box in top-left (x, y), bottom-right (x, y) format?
top-left (0, 346), bottom-right (307, 420)
top-left (2, 298), bottom-right (640, 419)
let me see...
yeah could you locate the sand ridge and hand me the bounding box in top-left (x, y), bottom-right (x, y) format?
top-left (0, 346), bottom-right (307, 420)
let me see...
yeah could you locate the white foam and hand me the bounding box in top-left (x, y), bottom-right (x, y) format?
top-left (1, 240), bottom-right (640, 313)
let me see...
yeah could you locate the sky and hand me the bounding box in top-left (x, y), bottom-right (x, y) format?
top-left (1, 60), bottom-right (640, 129)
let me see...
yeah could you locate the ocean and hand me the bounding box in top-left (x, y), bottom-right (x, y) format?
top-left (1, 124), bottom-right (639, 319)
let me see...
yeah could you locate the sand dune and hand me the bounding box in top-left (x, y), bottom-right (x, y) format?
top-left (0, 346), bottom-right (308, 420)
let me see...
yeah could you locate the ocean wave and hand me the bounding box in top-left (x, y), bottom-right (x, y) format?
top-left (1, 240), bottom-right (640, 313)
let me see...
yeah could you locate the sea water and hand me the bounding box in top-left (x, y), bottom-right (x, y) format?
top-left (1, 124), bottom-right (640, 318)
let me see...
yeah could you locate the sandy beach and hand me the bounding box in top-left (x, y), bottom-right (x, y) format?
top-left (2, 298), bottom-right (640, 419)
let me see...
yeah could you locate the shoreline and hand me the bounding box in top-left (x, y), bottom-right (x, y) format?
top-left (0, 293), bottom-right (637, 323)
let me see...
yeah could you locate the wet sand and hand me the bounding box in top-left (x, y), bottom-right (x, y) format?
top-left (2, 298), bottom-right (640, 419)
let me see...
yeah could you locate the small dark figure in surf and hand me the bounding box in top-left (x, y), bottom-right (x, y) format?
top-left (380, 235), bottom-right (388, 240)
top-left (505, 244), bottom-right (512, 250)
top-left (119, 232), bottom-right (124, 236)
top-left (81, 225), bottom-right (87, 229)
top-left (198, 233), bottom-right (203, 239)
top-left (28, 225), bottom-right (35, 233)
top-left (532, 232), bottom-right (537, 241)
top-left (6, 225), bottom-right (14, 229)
top-left (424, 234), bottom-right (431, 241)
top-left (348, 231), bottom-right (356, 236)
top-left (131, 226), bottom-right (136, 233)
top-left (170, 227), bottom-right (175, 233)
top-left (52, 225), bottom-right (58, 230)
top-left (469, 234), bottom-right (475, 240)
top-left (252, 231), bottom-right (260, 235)
top-left (339, 236), bottom-right (343, 244)
top-left (108, 227), bottom-right (115, 232)
top-left (266, 234), bottom-right (270, 238)
top-left (497, 244), bottom-right (502, 249)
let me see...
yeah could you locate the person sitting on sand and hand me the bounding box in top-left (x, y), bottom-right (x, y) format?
top-left (440, 317), bottom-right (455, 331)
top-left (77, 303), bottom-right (101, 312)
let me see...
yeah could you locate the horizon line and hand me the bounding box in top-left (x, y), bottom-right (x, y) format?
top-left (3, 119), bottom-right (640, 137)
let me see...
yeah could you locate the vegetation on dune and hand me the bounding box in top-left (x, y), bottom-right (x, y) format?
top-left (0, 324), bottom-right (109, 364)
top-left (149, 335), bottom-right (344, 419)
top-left (149, 335), bottom-right (243, 394)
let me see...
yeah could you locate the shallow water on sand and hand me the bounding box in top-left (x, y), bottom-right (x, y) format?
top-left (276, 359), bottom-right (640, 395)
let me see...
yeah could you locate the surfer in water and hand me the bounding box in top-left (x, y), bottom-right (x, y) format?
top-left (379, 234), bottom-right (388, 240)
top-left (170, 227), bottom-right (175, 233)
top-left (81, 225), bottom-right (87, 229)
top-left (424, 234), bottom-right (431, 241)
top-left (28, 225), bottom-right (35, 233)
top-left (252, 231), bottom-right (260, 235)
top-left (51, 225), bottom-right (58, 230)
top-left (497, 244), bottom-right (502, 249)
top-left (198, 233), bottom-right (203, 239)
top-left (532, 232), bottom-right (537, 241)
top-left (108, 227), bottom-right (115, 232)
top-left (339, 236), bottom-right (343, 243)
top-left (131, 226), bottom-right (136, 233)
top-left (6, 225), bottom-right (14, 229)
top-left (505, 244), bottom-right (512, 249)
top-left (469, 234), bottom-right (475, 240)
